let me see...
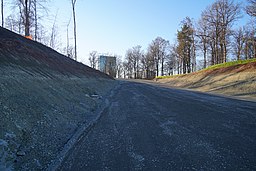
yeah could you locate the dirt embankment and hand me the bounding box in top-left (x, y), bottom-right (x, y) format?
top-left (0, 27), bottom-right (117, 170)
top-left (157, 62), bottom-right (256, 101)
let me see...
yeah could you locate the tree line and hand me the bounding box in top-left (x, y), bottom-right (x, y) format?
top-left (88, 0), bottom-right (255, 79)
top-left (1, 0), bottom-right (255, 76)
top-left (1, 0), bottom-right (78, 60)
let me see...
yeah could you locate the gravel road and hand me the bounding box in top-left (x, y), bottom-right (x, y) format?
top-left (57, 80), bottom-right (256, 171)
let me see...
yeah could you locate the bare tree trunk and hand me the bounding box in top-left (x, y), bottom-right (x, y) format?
top-left (50, 12), bottom-right (58, 49)
top-left (161, 53), bottom-right (164, 76)
top-left (203, 42), bottom-right (207, 68)
top-left (1, 0), bottom-right (3, 27)
top-left (25, 0), bottom-right (30, 36)
top-left (34, 0), bottom-right (37, 41)
top-left (254, 39), bottom-right (256, 59)
top-left (66, 17), bottom-right (71, 57)
top-left (237, 47), bottom-right (241, 60)
top-left (215, 34), bottom-right (219, 64)
top-left (188, 47), bottom-right (191, 73)
top-left (252, 37), bottom-right (256, 58)
top-left (210, 41), bottom-right (215, 65)
top-left (192, 33), bottom-right (196, 71)
top-left (18, 17), bottom-right (22, 34)
top-left (245, 41), bottom-right (248, 60)
top-left (156, 55), bottom-right (159, 76)
top-left (222, 29), bottom-right (227, 63)
top-left (71, 0), bottom-right (77, 60)
top-left (67, 25), bottom-right (69, 56)
top-left (224, 42), bottom-right (227, 62)
top-left (136, 59), bottom-right (139, 78)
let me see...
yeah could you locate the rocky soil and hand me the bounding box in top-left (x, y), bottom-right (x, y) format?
top-left (0, 27), bottom-right (117, 170)
top-left (156, 62), bottom-right (256, 101)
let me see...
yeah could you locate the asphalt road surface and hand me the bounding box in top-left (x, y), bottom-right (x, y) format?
top-left (57, 80), bottom-right (256, 171)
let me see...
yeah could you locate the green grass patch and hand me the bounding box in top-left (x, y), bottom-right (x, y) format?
top-left (202, 58), bottom-right (256, 71)
top-left (156, 58), bottom-right (256, 80)
top-left (156, 75), bottom-right (172, 79)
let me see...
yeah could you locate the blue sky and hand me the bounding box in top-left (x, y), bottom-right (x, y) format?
top-left (13, 0), bottom-right (251, 65)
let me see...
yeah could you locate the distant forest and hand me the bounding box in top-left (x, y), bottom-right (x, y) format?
top-left (1, 0), bottom-right (255, 79)
top-left (1, 0), bottom-right (78, 60)
top-left (112, 0), bottom-right (255, 79)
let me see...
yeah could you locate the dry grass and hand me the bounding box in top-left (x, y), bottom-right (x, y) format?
top-left (157, 62), bottom-right (256, 101)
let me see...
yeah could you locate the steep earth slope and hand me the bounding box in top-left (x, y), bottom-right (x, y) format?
top-left (0, 27), bottom-right (116, 170)
top-left (156, 62), bottom-right (256, 101)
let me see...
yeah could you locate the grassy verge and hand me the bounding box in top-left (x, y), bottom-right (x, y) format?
top-left (202, 58), bottom-right (256, 71)
top-left (156, 58), bottom-right (256, 80)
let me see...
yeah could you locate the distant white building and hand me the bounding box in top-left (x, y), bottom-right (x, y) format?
top-left (98, 55), bottom-right (117, 77)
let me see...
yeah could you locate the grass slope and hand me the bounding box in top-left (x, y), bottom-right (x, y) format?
top-left (157, 59), bottom-right (256, 80)
top-left (202, 58), bottom-right (256, 71)
top-left (156, 59), bottom-right (256, 100)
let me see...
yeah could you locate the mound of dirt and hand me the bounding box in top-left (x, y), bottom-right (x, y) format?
top-left (157, 62), bottom-right (256, 101)
top-left (0, 27), bottom-right (116, 170)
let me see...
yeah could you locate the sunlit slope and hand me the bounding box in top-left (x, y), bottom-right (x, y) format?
top-left (157, 60), bottom-right (256, 100)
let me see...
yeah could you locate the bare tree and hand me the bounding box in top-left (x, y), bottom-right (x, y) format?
top-left (125, 48), bottom-right (135, 78)
top-left (5, 15), bottom-right (16, 31)
top-left (89, 51), bottom-right (98, 69)
top-left (122, 61), bottom-right (131, 79)
top-left (202, 4), bottom-right (220, 65)
top-left (149, 37), bottom-right (170, 76)
top-left (177, 17), bottom-right (195, 74)
top-left (159, 39), bottom-right (170, 75)
top-left (49, 11), bottom-right (59, 50)
top-left (201, 0), bottom-right (241, 64)
top-left (116, 56), bottom-right (123, 78)
top-left (71, 0), bottom-right (77, 60)
top-left (66, 17), bottom-right (71, 57)
top-left (13, 0), bottom-right (36, 37)
top-left (246, 0), bottom-right (256, 17)
top-left (149, 41), bottom-right (159, 76)
top-left (32, 0), bottom-right (48, 41)
top-left (12, 0), bottom-right (31, 35)
top-left (166, 43), bottom-right (178, 75)
top-left (33, 0), bottom-right (37, 39)
top-left (196, 12), bottom-right (210, 68)
top-left (67, 46), bottom-right (75, 59)
top-left (24, 0), bottom-right (31, 36)
top-left (6, 0), bottom-right (48, 41)
top-left (125, 45), bottom-right (143, 79)
top-left (244, 25), bottom-right (256, 59)
top-left (219, 0), bottom-right (241, 62)
top-left (232, 27), bottom-right (246, 60)
top-left (15, 2), bottom-right (24, 34)
top-left (141, 49), bottom-right (155, 79)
